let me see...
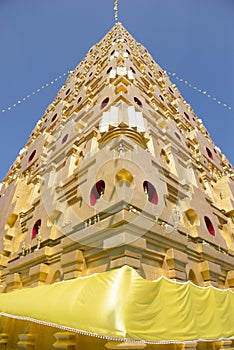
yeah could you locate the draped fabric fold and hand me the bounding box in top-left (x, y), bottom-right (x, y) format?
top-left (0, 266), bottom-right (233, 343)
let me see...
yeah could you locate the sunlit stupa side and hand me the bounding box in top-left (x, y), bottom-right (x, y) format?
top-left (0, 23), bottom-right (233, 350)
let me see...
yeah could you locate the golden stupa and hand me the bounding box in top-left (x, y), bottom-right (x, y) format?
top-left (0, 19), bottom-right (233, 350)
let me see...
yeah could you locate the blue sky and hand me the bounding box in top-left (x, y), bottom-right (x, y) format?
top-left (0, 0), bottom-right (233, 181)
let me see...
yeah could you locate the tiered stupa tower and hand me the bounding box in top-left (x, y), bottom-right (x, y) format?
top-left (0, 23), bottom-right (233, 349)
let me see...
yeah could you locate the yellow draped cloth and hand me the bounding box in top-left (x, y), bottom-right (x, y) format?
top-left (0, 266), bottom-right (233, 344)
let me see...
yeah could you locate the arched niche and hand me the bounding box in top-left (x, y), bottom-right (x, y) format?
top-left (90, 180), bottom-right (105, 206)
top-left (185, 209), bottom-right (200, 226)
top-left (116, 169), bottom-right (134, 187)
top-left (47, 210), bottom-right (62, 227)
top-left (5, 213), bottom-right (18, 229)
top-left (188, 269), bottom-right (199, 286)
top-left (204, 216), bottom-right (216, 236)
top-left (31, 219), bottom-right (41, 239)
top-left (160, 149), bottom-right (170, 164)
top-left (51, 270), bottom-right (62, 284)
top-left (143, 181), bottom-right (158, 205)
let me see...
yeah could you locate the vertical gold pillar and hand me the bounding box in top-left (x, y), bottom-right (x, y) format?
top-left (17, 333), bottom-right (35, 350)
top-left (220, 340), bottom-right (234, 349)
top-left (183, 342), bottom-right (197, 350)
top-left (53, 332), bottom-right (77, 350)
top-left (0, 333), bottom-right (8, 350)
top-left (105, 341), bottom-right (146, 349)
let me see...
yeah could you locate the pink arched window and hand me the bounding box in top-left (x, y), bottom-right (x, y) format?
top-left (28, 150), bottom-right (36, 163)
top-left (31, 219), bottom-right (41, 239)
top-left (204, 216), bottom-right (215, 236)
top-left (143, 181), bottom-right (158, 205)
top-left (62, 134), bottom-right (68, 144)
top-left (134, 97), bottom-right (143, 108)
top-left (101, 98), bottom-right (109, 110)
top-left (90, 181), bottom-right (105, 206)
top-left (51, 114), bottom-right (57, 122)
top-left (206, 147), bottom-right (213, 160)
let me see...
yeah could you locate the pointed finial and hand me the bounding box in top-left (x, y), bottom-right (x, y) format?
top-left (114, 0), bottom-right (119, 23)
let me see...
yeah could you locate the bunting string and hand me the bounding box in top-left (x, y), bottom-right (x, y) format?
top-left (165, 70), bottom-right (232, 110)
top-left (0, 68), bottom-right (232, 114)
top-left (1, 71), bottom-right (71, 113)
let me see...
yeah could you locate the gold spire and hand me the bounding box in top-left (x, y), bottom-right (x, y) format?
top-left (114, 0), bottom-right (119, 23)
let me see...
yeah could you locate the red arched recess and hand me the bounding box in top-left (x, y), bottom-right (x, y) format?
top-left (134, 97), bottom-right (143, 108)
top-left (28, 150), bottom-right (36, 163)
top-left (106, 67), bottom-right (112, 74)
top-left (143, 181), bottom-right (158, 205)
top-left (100, 98), bottom-right (109, 110)
top-left (206, 147), bottom-right (214, 160)
top-left (204, 216), bottom-right (215, 236)
top-left (62, 134), bottom-right (68, 144)
top-left (31, 219), bottom-right (41, 239)
top-left (90, 181), bottom-right (105, 206)
top-left (51, 113), bottom-right (57, 122)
